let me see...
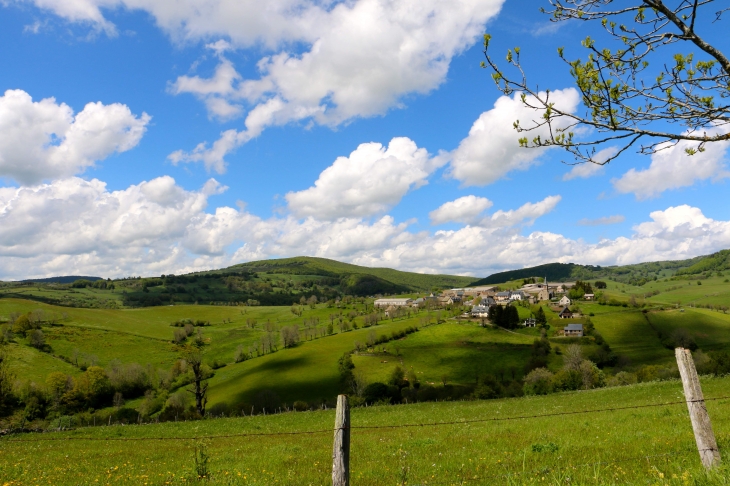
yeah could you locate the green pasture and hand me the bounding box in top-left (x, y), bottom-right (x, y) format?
top-left (1, 376), bottom-right (729, 485)
top-left (206, 317), bottom-right (424, 407)
top-left (4, 342), bottom-right (80, 383)
top-left (353, 322), bottom-right (536, 386)
top-left (647, 309), bottom-right (730, 352)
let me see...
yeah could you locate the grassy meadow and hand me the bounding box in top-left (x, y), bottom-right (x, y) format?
top-left (3, 278), bottom-right (730, 412)
top-left (1, 376), bottom-right (729, 485)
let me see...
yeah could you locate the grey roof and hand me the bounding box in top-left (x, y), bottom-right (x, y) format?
top-left (565, 324), bottom-right (583, 331)
top-left (496, 291), bottom-right (511, 297)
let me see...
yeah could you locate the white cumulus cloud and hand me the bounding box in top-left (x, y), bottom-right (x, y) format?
top-left (0, 89), bottom-right (150, 185)
top-left (612, 136), bottom-right (730, 199)
top-left (429, 195), bottom-right (493, 225)
top-left (1, 173), bottom-right (729, 280)
top-left (285, 137), bottom-right (443, 220)
top-left (448, 89), bottom-right (580, 186)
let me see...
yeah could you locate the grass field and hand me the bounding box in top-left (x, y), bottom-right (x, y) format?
top-left (1, 376), bottom-right (728, 485)
top-left (3, 292), bottom-right (730, 413)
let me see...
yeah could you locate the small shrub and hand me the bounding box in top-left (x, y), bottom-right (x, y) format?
top-left (194, 440), bottom-right (211, 480)
top-left (531, 442), bottom-right (559, 453)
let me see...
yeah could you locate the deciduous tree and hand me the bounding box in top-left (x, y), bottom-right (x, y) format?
top-left (483, 1), bottom-right (729, 165)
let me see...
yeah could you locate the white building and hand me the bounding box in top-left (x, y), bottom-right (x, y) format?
top-left (559, 295), bottom-right (572, 307)
top-left (374, 298), bottom-right (413, 308)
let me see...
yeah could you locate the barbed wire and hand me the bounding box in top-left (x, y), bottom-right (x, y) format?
top-left (346, 395), bottom-right (730, 431)
top-left (1, 395), bottom-right (727, 443)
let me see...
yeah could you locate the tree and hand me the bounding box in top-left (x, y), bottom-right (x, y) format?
top-left (563, 344), bottom-right (584, 371)
top-left (184, 348), bottom-right (209, 417)
top-left (29, 329), bottom-right (46, 350)
top-left (0, 349), bottom-right (14, 412)
top-left (483, 1), bottom-right (729, 166)
top-left (535, 306), bottom-right (548, 327)
top-left (506, 305), bottom-right (520, 329)
top-left (338, 353), bottom-right (355, 391)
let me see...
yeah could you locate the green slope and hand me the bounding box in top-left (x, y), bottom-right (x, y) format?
top-left (469, 251), bottom-right (725, 286)
top-left (217, 256), bottom-right (476, 292)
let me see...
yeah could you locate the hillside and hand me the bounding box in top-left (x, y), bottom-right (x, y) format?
top-left (469, 251), bottom-right (724, 286)
top-left (214, 256), bottom-right (475, 291)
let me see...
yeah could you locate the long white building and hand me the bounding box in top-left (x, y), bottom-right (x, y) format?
top-left (374, 298), bottom-right (414, 308)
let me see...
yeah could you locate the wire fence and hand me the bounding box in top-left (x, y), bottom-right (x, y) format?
top-left (1, 391), bottom-right (726, 486)
top-left (1, 395), bottom-right (728, 443)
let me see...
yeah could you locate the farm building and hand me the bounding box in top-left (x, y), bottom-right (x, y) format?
top-left (564, 323), bottom-right (584, 337)
top-left (524, 318), bottom-right (536, 328)
top-left (558, 307), bottom-right (573, 319)
top-left (374, 298), bottom-right (413, 308)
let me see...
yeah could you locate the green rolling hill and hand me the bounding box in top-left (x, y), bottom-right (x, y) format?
top-left (469, 250), bottom-right (728, 287)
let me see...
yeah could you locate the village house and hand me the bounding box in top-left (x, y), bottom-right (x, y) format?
top-left (584, 293), bottom-right (595, 301)
top-left (563, 323), bottom-right (584, 337)
top-left (510, 290), bottom-right (527, 302)
top-left (481, 296), bottom-right (496, 307)
top-left (559, 295), bottom-right (572, 307)
top-left (537, 288), bottom-right (552, 301)
top-left (374, 297), bottom-right (413, 308)
top-left (471, 304), bottom-right (490, 317)
top-left (495, 291), bottom-right (511, 303)
top-left (438, 296), bottom-right (454, 306)
top-left (523, 318), bottom-right (536, 328)
top-left (558, 307), bottom-right (573, 319)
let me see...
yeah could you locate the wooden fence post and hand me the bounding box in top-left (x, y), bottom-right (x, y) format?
top-left (332, 395), bottom-right (350, 486)
top-left (675, 347), bottom-right (722, 469)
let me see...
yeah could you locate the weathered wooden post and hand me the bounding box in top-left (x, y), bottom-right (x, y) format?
top-left (675, 347), bottom-right (722, 469)
top-left (332, 395), bottom-right (350, 486)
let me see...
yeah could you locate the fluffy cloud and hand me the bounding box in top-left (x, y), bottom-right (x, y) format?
top-left (147, 0), bottom-right (504, 170)
top-left (485, 196), bottom-right (562, 228)
top-left (1, 174), bottom-right (729, 279)
top-left (448, 89), bottom-right (580, 186)
top-left (286, 137), bottom-right (441, 220)
top-left (612, 136), bottom-right (729, 199)
top-left (0, 89), bottom-right (150, 185)
top-left (429, 196), bottom-right (493, 225)
top-left (577, 215), bottom-right (625, 226)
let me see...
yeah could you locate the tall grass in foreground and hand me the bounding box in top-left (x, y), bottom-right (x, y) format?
top-left (1, 376), bottom-right (729, 485)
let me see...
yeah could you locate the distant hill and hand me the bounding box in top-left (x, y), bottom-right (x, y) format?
top-left (467, 263), bottom-right (588, 286)
top-left (675, 250), bottom-right (730, 276)
top-left (469, 250), bottom-right (727, 287)
top-left (20, 276), bottom-right (104, 284)
top-left (211, 256), bottom-right (476, 292)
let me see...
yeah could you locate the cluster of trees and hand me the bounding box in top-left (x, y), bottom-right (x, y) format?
top-left (568, 281), bottom-right (594, 300)
top-left (0, 344), bottom-right (214, 425)
top-left (523, 345), bottom-right (605, 395)
top-left (487, 305), bottom-right (520, 329)
top-left (71, 279), bottom-right (115, 290)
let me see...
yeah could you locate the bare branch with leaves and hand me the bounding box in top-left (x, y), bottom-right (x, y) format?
top-left (482, 0), bottom-right (729, 166)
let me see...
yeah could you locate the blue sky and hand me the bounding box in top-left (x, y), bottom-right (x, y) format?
top-left (0, 0), bottom-right (728, 280)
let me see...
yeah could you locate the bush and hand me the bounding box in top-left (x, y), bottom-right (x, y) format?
top-left (363, 382), bottom-right (391, 404)
top-left (608, 371), bottom-right (638, 387)
top-left (523, 368), bottom-right (554, 396)
top-left (293, 401), bottom-right (309, 412)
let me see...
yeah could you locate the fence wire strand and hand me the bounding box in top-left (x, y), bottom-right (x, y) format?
top-left (1, 395), bottom-right (727, 443)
